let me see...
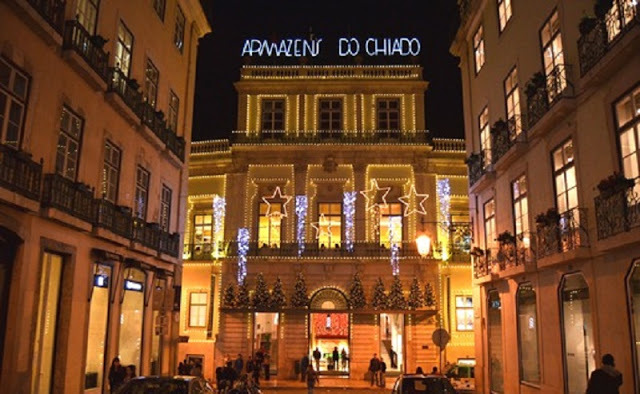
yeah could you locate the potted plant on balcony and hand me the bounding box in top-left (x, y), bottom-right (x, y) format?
top-left (594, 0), bottom-right (614, 20)
top-left (525, 72), bottom-right (546, 99)
top-left (128, 78), bottom-right (140, 91)
top-left (470, 246), bottom-right (485, 257)
top-left (536, 208), bottom-right (561, 227)
top-left (155, 109), bottom-right (165, 120)
top-left (579, 16), bottom-right (598, 35)
top-left (464, 152), bottom-right (482, 166)
top-left (497, 231), bottom-right (516, 245)
top-left (90, 34), bottom-right (108, 48)
top-left (597, 172), bottom-right (635, 198)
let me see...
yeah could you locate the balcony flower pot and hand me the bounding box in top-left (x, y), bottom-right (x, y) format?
top-left (525, 72), bottom-right (546, 99)
top-left (155, 110), bottom-right (165, 120)
top-left (470, 247), bottom-right (485, 257)
top-left (90, 34), bottom-right (108, 48)
top-left (128, 79), bottom-right (140, 91)
top-left (497, 231), bottom-right (516, 245)
top-left (490, 119), bottom-right (509, 134)
top-left (536, 208), bottom-right (560, 227)
top-left (579, 16), bottom-right (598, 35)
top-left (597, 172), bottom-right (635, 198)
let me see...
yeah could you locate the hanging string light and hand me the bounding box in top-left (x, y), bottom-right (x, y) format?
top-left (389, 217), bottom-right (400, 276)
top-left (343, 191), bottom-right (356, 252)
top-left (237, 228), bottom-right (250, 284)
top-left (437, 178), bottom-right (451, 232)
top-left (295, 195), bottom-right (308, 256)
top-left (213, 195), bottom-right (226, 257)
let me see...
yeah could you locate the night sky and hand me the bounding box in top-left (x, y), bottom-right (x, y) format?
top-left (193, 0), bottom-right (463, 141)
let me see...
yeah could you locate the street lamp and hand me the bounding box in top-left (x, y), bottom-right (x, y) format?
top-left (416, 234), bottom-right (431, 257)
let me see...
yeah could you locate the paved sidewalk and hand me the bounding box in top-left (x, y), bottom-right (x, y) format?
top-left (258, 377), bottom-right (394, 391)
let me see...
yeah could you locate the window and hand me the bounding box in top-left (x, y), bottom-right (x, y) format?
top-left (55, 106), bottom-right (83, 180)
top-left (160, 185), bottom-right (172, 231)
top-left (318, 203), bottom-right (341, 248)
top-left (560, 273), bottom-right (595, 393)
top-left (615, 85), bottom-right (640, 195)
top-left (479, 107), bottom-right (491, 167)
top-left (487, 290), bottom-right (504, 393)
top-left (102, 140), bottom-right (121, 202)
top-left (512, 174), bottom-right (529, 239)
top-left (605, 0), bottom-right (637, 42)
top-left (473, 25), bottom-right (485, 73)
top-left (628, 261), bottom-right (640, 389)
top-left (115, 21), bottom-right (133, 76)
top-left (540, 10), bottom-right (566, 101)
top-left (174, 5), bottom-right (185, 53)
top-left (134, 166), bottom-right (150, 219)
top-left (84, 264), bottom-right (111, 390)
top-left (119, 267), bottom-right (145, 373)
top-left (75, 0), bottom-right (100, 34)
top-left (167, 90), bottom-right (180, 133)
top-left (484, 199), bottom-right (496, 251)
top-left (319, 99), bottom-right (342, 131)
top-left (497, 0), bottom-right (512, 32)
top-left (261, 99), bottom-right (285, 132)
top-left (504, 67), bottom-right (522, 136)
top-left (258, 202), bottom-right (282, 248)
top-left (0, 58), bottom-right (29, 148)
top-left (380, 203), bottom-right (402, 247)
top-left (516, 283), bottom-right (540, 383)
top-left (193, 214), bottom-right (213, 244)
top-left (455, 296), bottom-right (473, 331)
top-left (144, 59), bottom-right (159, 108)
top-left (377, 99), bottom-right (400, 130)
top-left (189, 292), bottom-right (207, 327)
top-left (153, 0), bottom-right (166, 21)
top-left (552, 139), bottom-right (577, 214)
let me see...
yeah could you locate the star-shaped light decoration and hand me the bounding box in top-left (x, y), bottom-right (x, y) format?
top-left (311, 213), bottom-right (333, 240)
top-left (360, 179), bottom-right (391, 211)
top-left (262, 186), bottom-right (293, 218)
top-left (398, 184), bottom-right (429, 216)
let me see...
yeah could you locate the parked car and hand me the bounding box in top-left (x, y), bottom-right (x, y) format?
top-left (391, 374), bottom-right (457, 394)
top-left (445, 363), bottom-right (475, 393)
top-left (116, 376), bottom-right (213, 393)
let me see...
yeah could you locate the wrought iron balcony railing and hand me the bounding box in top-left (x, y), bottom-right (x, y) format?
top-left (42, 173), bottom-right (95, 223)
top-left (139, 102), bottom-right (167, 141)
top-left (491, 116), bottom-right (527, 165)
top-left (0, 144), bottom-right (42, 200)
top-left (536, 207), bottom-right (589, 259)
top-left (108, 67), bottom-right (143, 117)
top-left (231, 130), bottom-right (431, 145)
top-left (457, 0), bottom-right (474, 27)
top-left (466, 150), bottom-right (488, 186)
top-left (526, 65), bottom-right (574, 129)
top-left (132, 217), bottom-right (161, 250)
top-left (578, 1), bottom-right (638, 76)
top-left (159, 231), bottom-right (180, 257)
top-left (62, 20), bottom-right (109, 82)
top-left (166, 131), bottom-right (186, 162)
top-left (27, 0), bottom-right (65, 33)
top-left (225, 241), bottom-right (428, 258)
top-left (184, 242), bottom-right (227, 260)
top-left (472, 233), bottom-right (536, 279)
top-left (95, 199), bottom-right (132, 238)
top-left (594, 186), bottom-right (640, 240)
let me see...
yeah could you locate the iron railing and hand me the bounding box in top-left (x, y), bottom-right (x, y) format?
top-left (472, 232), bottom-right (536, 278)
top-left (27, 0), bottom-right (65, 33)
top-left (132, 217), bottom-right (161, 250)
top-left (466, 150), bottom-right (488, 186)
top-left (536, 207), bottom-right (589, 259)
top-left (526, 64), bottom-right (574, 129)
top-left (190, 139), bottom-right (230, 154)
top-left (139, 102), bottom-right (167, 141)
top-left (491, 116), bottom-right (527, 165)
top-left (108, 67), bottom-right (143, 117)
top-left (159, 231), bottom-right (180, 257)
top-left (42, 173), bottom-right (95, 223)
top-left (594, 186), bottom-right (640, 239)
top-left (95, 199), bottom-right (133, 238)
top-left (0, 144), bottom-right (42, 200)
top-left (62, 20), bottom-right (109, 82)
top-left (231, 130), bottom-right (431, 145)
top-left (166, 132), bottom-right (185, 162)
top-left (578, 1), bottom-right (638, 76)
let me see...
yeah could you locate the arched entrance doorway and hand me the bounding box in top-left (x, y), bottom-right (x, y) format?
top-left (309, 288), bottom-right (349, 376)
top-left (0, 227), bottom-right (20, 372)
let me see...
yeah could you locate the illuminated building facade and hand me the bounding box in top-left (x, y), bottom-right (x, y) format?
top-left (0, 1), bottom-right (209, 392)
top-left (180, 64), bottom-right (474, 381)
top-left (452, 0), bottom-right (640, 393)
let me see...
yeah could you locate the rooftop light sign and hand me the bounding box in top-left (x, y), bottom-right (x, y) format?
top-left (241, 37), bottom-right (421, 57)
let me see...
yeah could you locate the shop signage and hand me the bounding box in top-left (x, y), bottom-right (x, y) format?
top-left (241, 37), bottom-right (421, 57)
top-left (124, 279), bottom-right (144, 292)
top-left (94, 274), bottom-right (109, 288)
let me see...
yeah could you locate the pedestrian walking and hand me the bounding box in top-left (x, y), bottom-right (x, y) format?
top-left (108, 357), bottom-right (125, 393)
top-left (215, 366), bottom-right (223, 394)
top-left (587, 353), bottom-right (623, 394)
top-left (379, 359), bottom-right (387, 387)
top-left (312, 347), bottom-right (322, 371)
top-left (301, 354), bottom-right (310, 382)
top-left (234, 353), bottom-right (244, 377)
top-left (263, 354), bottom-right (271, 380)
top-left (368, 353), bottom-right (381, 386)
top-left (306, 365), bottom-right (319, 394)
top-left (123, 365), bottom-right (136, 383)
top-left (332, 347), bottom-right (339, 370)
top-left (340, 348), bottom-right (347, 370)
top-left (223, 361), bottom-right (238, 392)
top-left (390, 346), bottom-right (398, 369)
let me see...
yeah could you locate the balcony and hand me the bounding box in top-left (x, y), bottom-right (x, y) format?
top-left (95, 199), bottom-right (133, 239)
top-left (107, 67), bottom-right (143, 119)
top-left (466, 149), bottom-right (493, 189)
top-left (473, 233), bottom-right (536, 280)
top-left (62, 20), bottom-right (109, 83)
top-left (230, 130), bottom-right (431, 146)
top-left (26, 0), bottom-right (65, 33)
top-left (166, 130), bottom-right (186, 162)
top-left (526, 65), bottom-right (574, 130)
top-left (578, 2), bottom-right (639, 76)
top-left (536, 207), bottom-right (589, 260)
top-left (132, 217), bottom-right (161, 250)
top-left (0, 144), bottom-right (42, 200)
top-left (42, 173), bottom-right (95, 224)
top-left (491, 116), bottom-right (528, 168)
top-left (184, 242), bottom-right (227, 260)
top-left (159, 231), bottom-right (180, 257)
top-left (139, 102), bottom-right (167, 143)
top-left (594, 185), bottom-right (640, 240)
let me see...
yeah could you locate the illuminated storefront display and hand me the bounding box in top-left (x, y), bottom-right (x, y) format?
top-left (85, 264), bottom-right (112, 391)
top-left (119, 268), bottom-right (146, 372)
top-left (379, 313), bottom-right (404, 372)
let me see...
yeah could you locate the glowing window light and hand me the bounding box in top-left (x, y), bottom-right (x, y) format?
top-left (237, 228), bottom-right (250, 284)
top-left (343, 191), bottom-right (356, 252)
top-left (295, 195), bottom-right (308, 256)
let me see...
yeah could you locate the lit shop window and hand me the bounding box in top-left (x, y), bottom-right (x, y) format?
top-left (379, 313), bottom-right (404, 372)
top-left (487, 290), bottom-right (504, 393)
top-left (258, 202), bottom-right (282, 248)
top-left (473, 25), bottom-right (485, 73)
top-left (119, 267), bottom-right (146, 372)
top-left (318, 203), bottom-right (341, 249)
top-left (189, 292), bottom-right (208, 327)
top-left (455, 296), bottom-right (473, 331)
top-left (516, 282), bottom-right (540, 384)
top-left (0, 57), bottom-right (29, 148)
top-left (85, 264), bottom-right (111, 390)
top-left (497, 0), bottom-right (512, 32)
top-left (380, 203), bottom-right (402, 248)
top-left (254, 313), bottom-right (280, 373)
top-left (628, 261), bottom-right (640, 386)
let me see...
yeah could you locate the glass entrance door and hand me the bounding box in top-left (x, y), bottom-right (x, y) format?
top-left (253, 312), bottom-right (279, 375)
top-left (309, 312), bottom-right (349, 375)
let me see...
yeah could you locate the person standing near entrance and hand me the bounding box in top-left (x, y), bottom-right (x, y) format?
top-left (369, 354), bottom-right (381, 386)
top-left (313, 347), bottom-right (322, 371)
top-left (301, 353), bottom-right (310, 382)
top-left (332, 347), bottom-right (339, 370)
top-left (340, 348), bottom-right (348, 371)
top-left (379, 358), bottom-right (387, 387)
top-left (306, 365), bottom-right (319, 394)
top-left (587, 354), bottom-right (623, 394)
top-left (390, 346), bottom-right (398, 369)
top-left (234, 353), bottom-right (244, 377)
